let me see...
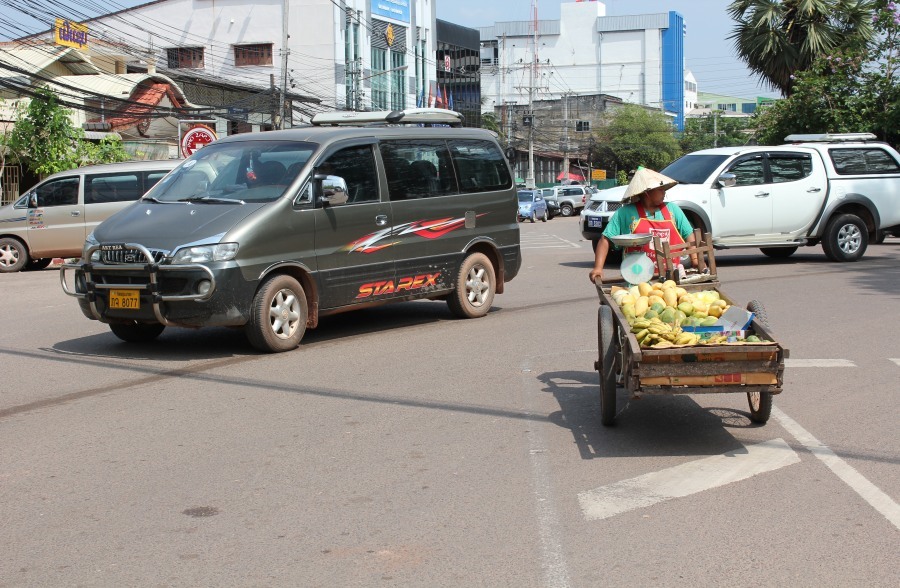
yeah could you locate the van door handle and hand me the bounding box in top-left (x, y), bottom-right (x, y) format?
top-left (375, 214), bottom-right (388, 226)
top-left (70, 211), bottom-right (81, 217)
top-left (807, 187), bottom-right (822, 193)
top-left (754, 192), bottom-right (770, 198)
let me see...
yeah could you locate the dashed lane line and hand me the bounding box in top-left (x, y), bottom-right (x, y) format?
top-left (890, 358), bottom-right (900, 367)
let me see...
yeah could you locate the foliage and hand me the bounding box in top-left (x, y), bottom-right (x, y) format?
top-left (752, 0), bottom-right (900, 145)
top-left (480, 112), bottom-right (501, 136)
top-left (592, 105), bottom-right (682, 175)
top-left (8, 87), bottom-right (129, 177)
top-left (680, 115), bottom-right (753, 152)
top-left (728, 0), bottom-right (876, 96)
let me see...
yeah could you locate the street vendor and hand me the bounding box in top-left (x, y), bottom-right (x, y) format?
top-left (588, 167), bottom-right (698, 283)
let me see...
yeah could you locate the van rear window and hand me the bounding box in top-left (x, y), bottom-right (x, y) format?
top-left (448, 140), bottom-right (512, 193)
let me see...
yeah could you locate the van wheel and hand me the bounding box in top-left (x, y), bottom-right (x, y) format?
top-left (447, 252), bottom-right (496, 319)
top-left (246, 275), bottom-right (308, 352)
top-left (109, 322), bottom-right (165, 343)
top-left (25, 258), bottom-right (53, 271)
top-left (0, 237), bottom-right (28, 273)
top-left (560, 203), bottom-right (574, 217)
top-left (822, 213), bottom-right (867, 261)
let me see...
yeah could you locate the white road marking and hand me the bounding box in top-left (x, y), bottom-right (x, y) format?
top-left (578, 438), bottom-right (799, 521)
top-left (889, 358), bottom-right (900, 367)
top-left (521, 360), bottom-right (571, 588)
top-left (785, 359), bottom-right (857, 368)
top-left (772, 407), bottom-right (900, 531)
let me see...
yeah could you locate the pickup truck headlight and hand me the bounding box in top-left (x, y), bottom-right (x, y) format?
top-left (172, 242), bottom-right (239, 264)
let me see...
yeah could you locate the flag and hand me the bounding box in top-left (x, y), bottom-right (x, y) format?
top-left (442, 88), bottom-right (449, 109)
top-left (448, 91), bottom-right (454, 111)
top-left (427, 86), bottom-right (434, 107)
top-left (418, 88), bottom-right (425, 108)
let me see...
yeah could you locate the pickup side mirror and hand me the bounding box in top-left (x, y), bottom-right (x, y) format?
top-left (717, 172), bottom-right (737, 188)
top-left (315, 174), bottom-right (349, 206)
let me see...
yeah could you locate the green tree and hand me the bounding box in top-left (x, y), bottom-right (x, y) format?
top-left (9, 87), bottom-right (128, 177)
top-left (593, 105), bottom-right (682, 174)
top-left (752, 1), bottom-right (900, 145)
top-left (728, 0), bottom-right (876, 96)
top-left (480, 112), bottom-right (501, 135)
top-left (680, 114), bottom-right (753, 152)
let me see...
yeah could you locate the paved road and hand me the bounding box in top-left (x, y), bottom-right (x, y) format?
top-left (1, 219), bottom-right (897, 586)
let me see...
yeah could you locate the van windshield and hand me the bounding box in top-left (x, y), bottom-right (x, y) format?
top-left (145, 140), bottom-right (316, 203)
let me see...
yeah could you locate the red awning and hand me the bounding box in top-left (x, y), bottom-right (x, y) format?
top-left (556, 171), bottom-right (585, 182)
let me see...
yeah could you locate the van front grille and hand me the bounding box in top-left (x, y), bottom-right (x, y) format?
top-left (100, 248), bottom-right (168, 264)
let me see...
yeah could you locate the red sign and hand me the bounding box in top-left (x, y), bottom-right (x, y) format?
top-left (443, 55), bottom-right (451, 72)
top-left (181, 124), bottom-right (217, 157)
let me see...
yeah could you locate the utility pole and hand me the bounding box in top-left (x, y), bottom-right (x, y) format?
top-left (278, 0), bottom-right (290, 129)
top-left (525, 0), bottom-right (538, 189)
top-left (562, 92), bottom-right (569, 182)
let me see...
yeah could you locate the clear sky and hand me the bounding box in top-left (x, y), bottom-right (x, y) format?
top-left (436, 0), bottom-right (781, 100)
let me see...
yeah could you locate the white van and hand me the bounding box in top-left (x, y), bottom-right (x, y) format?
top-left (0, 160), bottom-right (179, 272)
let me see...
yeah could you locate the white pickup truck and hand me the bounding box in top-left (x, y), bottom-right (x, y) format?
top-left (586, 133), bottom-right (900, 261)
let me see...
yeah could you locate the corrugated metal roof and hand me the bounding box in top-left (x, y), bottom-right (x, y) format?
top-left (596, 13), bottom-right (669, 32)
top-left (49, 73), bottom-right (194, 107)
top-left (478, 20), bottom-right (561, 39)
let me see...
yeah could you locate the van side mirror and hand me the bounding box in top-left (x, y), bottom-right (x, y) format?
top-left (316, 174), bottom-right (349, 206)
top-left (717, 172), bottom-right (737, 188)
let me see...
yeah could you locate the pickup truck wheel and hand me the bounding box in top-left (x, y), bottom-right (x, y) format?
top-left (447, 252), bottom-right (495, 319)
top-left (109, 322), bottom-right (166, 343)
top-left (560, 203), bottom-right (574, 217)
top-left (745, 300), bottom-right (773, 424)
top-left (822, 213), bottom-right (867, 262)
top-left (598, 305), bottom-right (617, 426)
top-left (0, 237), bottom-right (28, 273)
top-left (760, 247), bottom-right (797, 259)
top-left (246, 275), bottom-right (308, 352)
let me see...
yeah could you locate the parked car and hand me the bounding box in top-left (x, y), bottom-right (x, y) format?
top-left (60, 108), bottom-right (523, 352)
top-left (0, 160), bottom-right (180, 273)
top-left (588, 133), bottom-right (900, 262)
top-left (580, 189), bottom-right (625, 251)
top-left (541, 185), bottom-right (589, 217)
top-left (517, 190), bottom-right (548, 222)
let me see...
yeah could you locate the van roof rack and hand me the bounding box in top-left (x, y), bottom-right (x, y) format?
top-left (784, 132), bottom-right (877, 143)
top-left (310, 108), bottom-right (464, 127)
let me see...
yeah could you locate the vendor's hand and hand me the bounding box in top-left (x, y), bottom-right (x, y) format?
top-left (589, 267), bottom-right (603, 284)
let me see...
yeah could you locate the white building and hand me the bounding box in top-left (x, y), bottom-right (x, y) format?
top-left (478, 0), bottom-right (686, 130)
top-left (62, 0), bottom-right (440, 131)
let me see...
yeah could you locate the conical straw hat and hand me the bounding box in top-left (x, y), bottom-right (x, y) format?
top-left (621, 167), bottom-right (677, 203)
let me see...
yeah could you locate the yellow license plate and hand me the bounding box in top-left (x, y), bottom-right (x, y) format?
top-left (109, 289), bottom-right (140, 310)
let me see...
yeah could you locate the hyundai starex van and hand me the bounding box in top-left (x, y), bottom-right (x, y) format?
top-left (60, 108), bottom-right (522, 352)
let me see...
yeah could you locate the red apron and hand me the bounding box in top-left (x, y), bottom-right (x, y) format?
top-left (624, 203), bottom-right (686, 265)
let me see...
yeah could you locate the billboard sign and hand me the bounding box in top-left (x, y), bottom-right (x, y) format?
top-left (372, 0), bottom-right (410, 23)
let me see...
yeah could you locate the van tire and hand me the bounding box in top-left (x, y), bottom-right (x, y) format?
top-left (246, 275), bottom-right (308, 352)
top-left (447, 252), bottom-right (496, 319)
top-left (822, 213), bottom-right (867, 262)
top-left (25, 258), bottom-right (53, 271)
top-left (109, 321), bottom-right (166, 343)
top-left (0, 237), bottom-right (28, 273)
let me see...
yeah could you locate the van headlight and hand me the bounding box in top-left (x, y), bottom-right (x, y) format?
top-left (83, 232), bottom-right (100, 261)
top-left (172, 242), bottom-right (239, 264)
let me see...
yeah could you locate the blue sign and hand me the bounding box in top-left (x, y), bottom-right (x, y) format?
top-left (372, 0), bottom-right (410, 23)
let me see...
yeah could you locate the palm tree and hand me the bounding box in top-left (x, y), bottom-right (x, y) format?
top-left (728, 0), bottom-right (876, 96)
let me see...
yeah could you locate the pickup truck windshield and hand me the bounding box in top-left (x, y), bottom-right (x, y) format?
top-left (144, 140), bottom-right (316, 203)
top-left (661, 154), bottom-right (730, 184)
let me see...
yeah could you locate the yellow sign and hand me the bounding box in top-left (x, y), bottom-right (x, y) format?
top-left (592, 169), bottom-right (607, 180)
top-left (385, 24), bottom-right (395, 47)
top-left (54, 18), bottom-right (88, 50)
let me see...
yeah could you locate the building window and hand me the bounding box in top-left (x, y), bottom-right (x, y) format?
top-left (167, 47), bottom-right (204, 69)
top-left (234, 44), bottom-right (273, 67)
top-left (371, 48), bottom-right (388, 110)
top-left (390, 51), bottom-right (406, 110)
top-left (576, 120), bottom-right (590, 132)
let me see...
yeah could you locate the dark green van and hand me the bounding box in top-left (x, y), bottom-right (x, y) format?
top-left (61, 109), bottom-right (521, 352)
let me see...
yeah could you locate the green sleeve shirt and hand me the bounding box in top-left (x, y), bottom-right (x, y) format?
top-left (602, 202), bottom-right (693, 248)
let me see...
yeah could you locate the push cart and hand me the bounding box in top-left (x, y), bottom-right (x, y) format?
top-left (594, 231), bottom-right (788, 426)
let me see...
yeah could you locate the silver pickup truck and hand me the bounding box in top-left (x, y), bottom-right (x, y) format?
top-left (584, 133), bottom-right (900, 261)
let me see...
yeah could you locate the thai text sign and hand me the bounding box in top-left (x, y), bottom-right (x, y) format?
top-left (372, 0), bottom-right (410, 23)
top-left (54, 18), bottom-right (88, 50)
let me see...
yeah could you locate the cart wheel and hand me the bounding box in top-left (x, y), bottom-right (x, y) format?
top-left (598, 304), bottom-right (617, 426)
top-left (746, 300), bottom-right (773, 423)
